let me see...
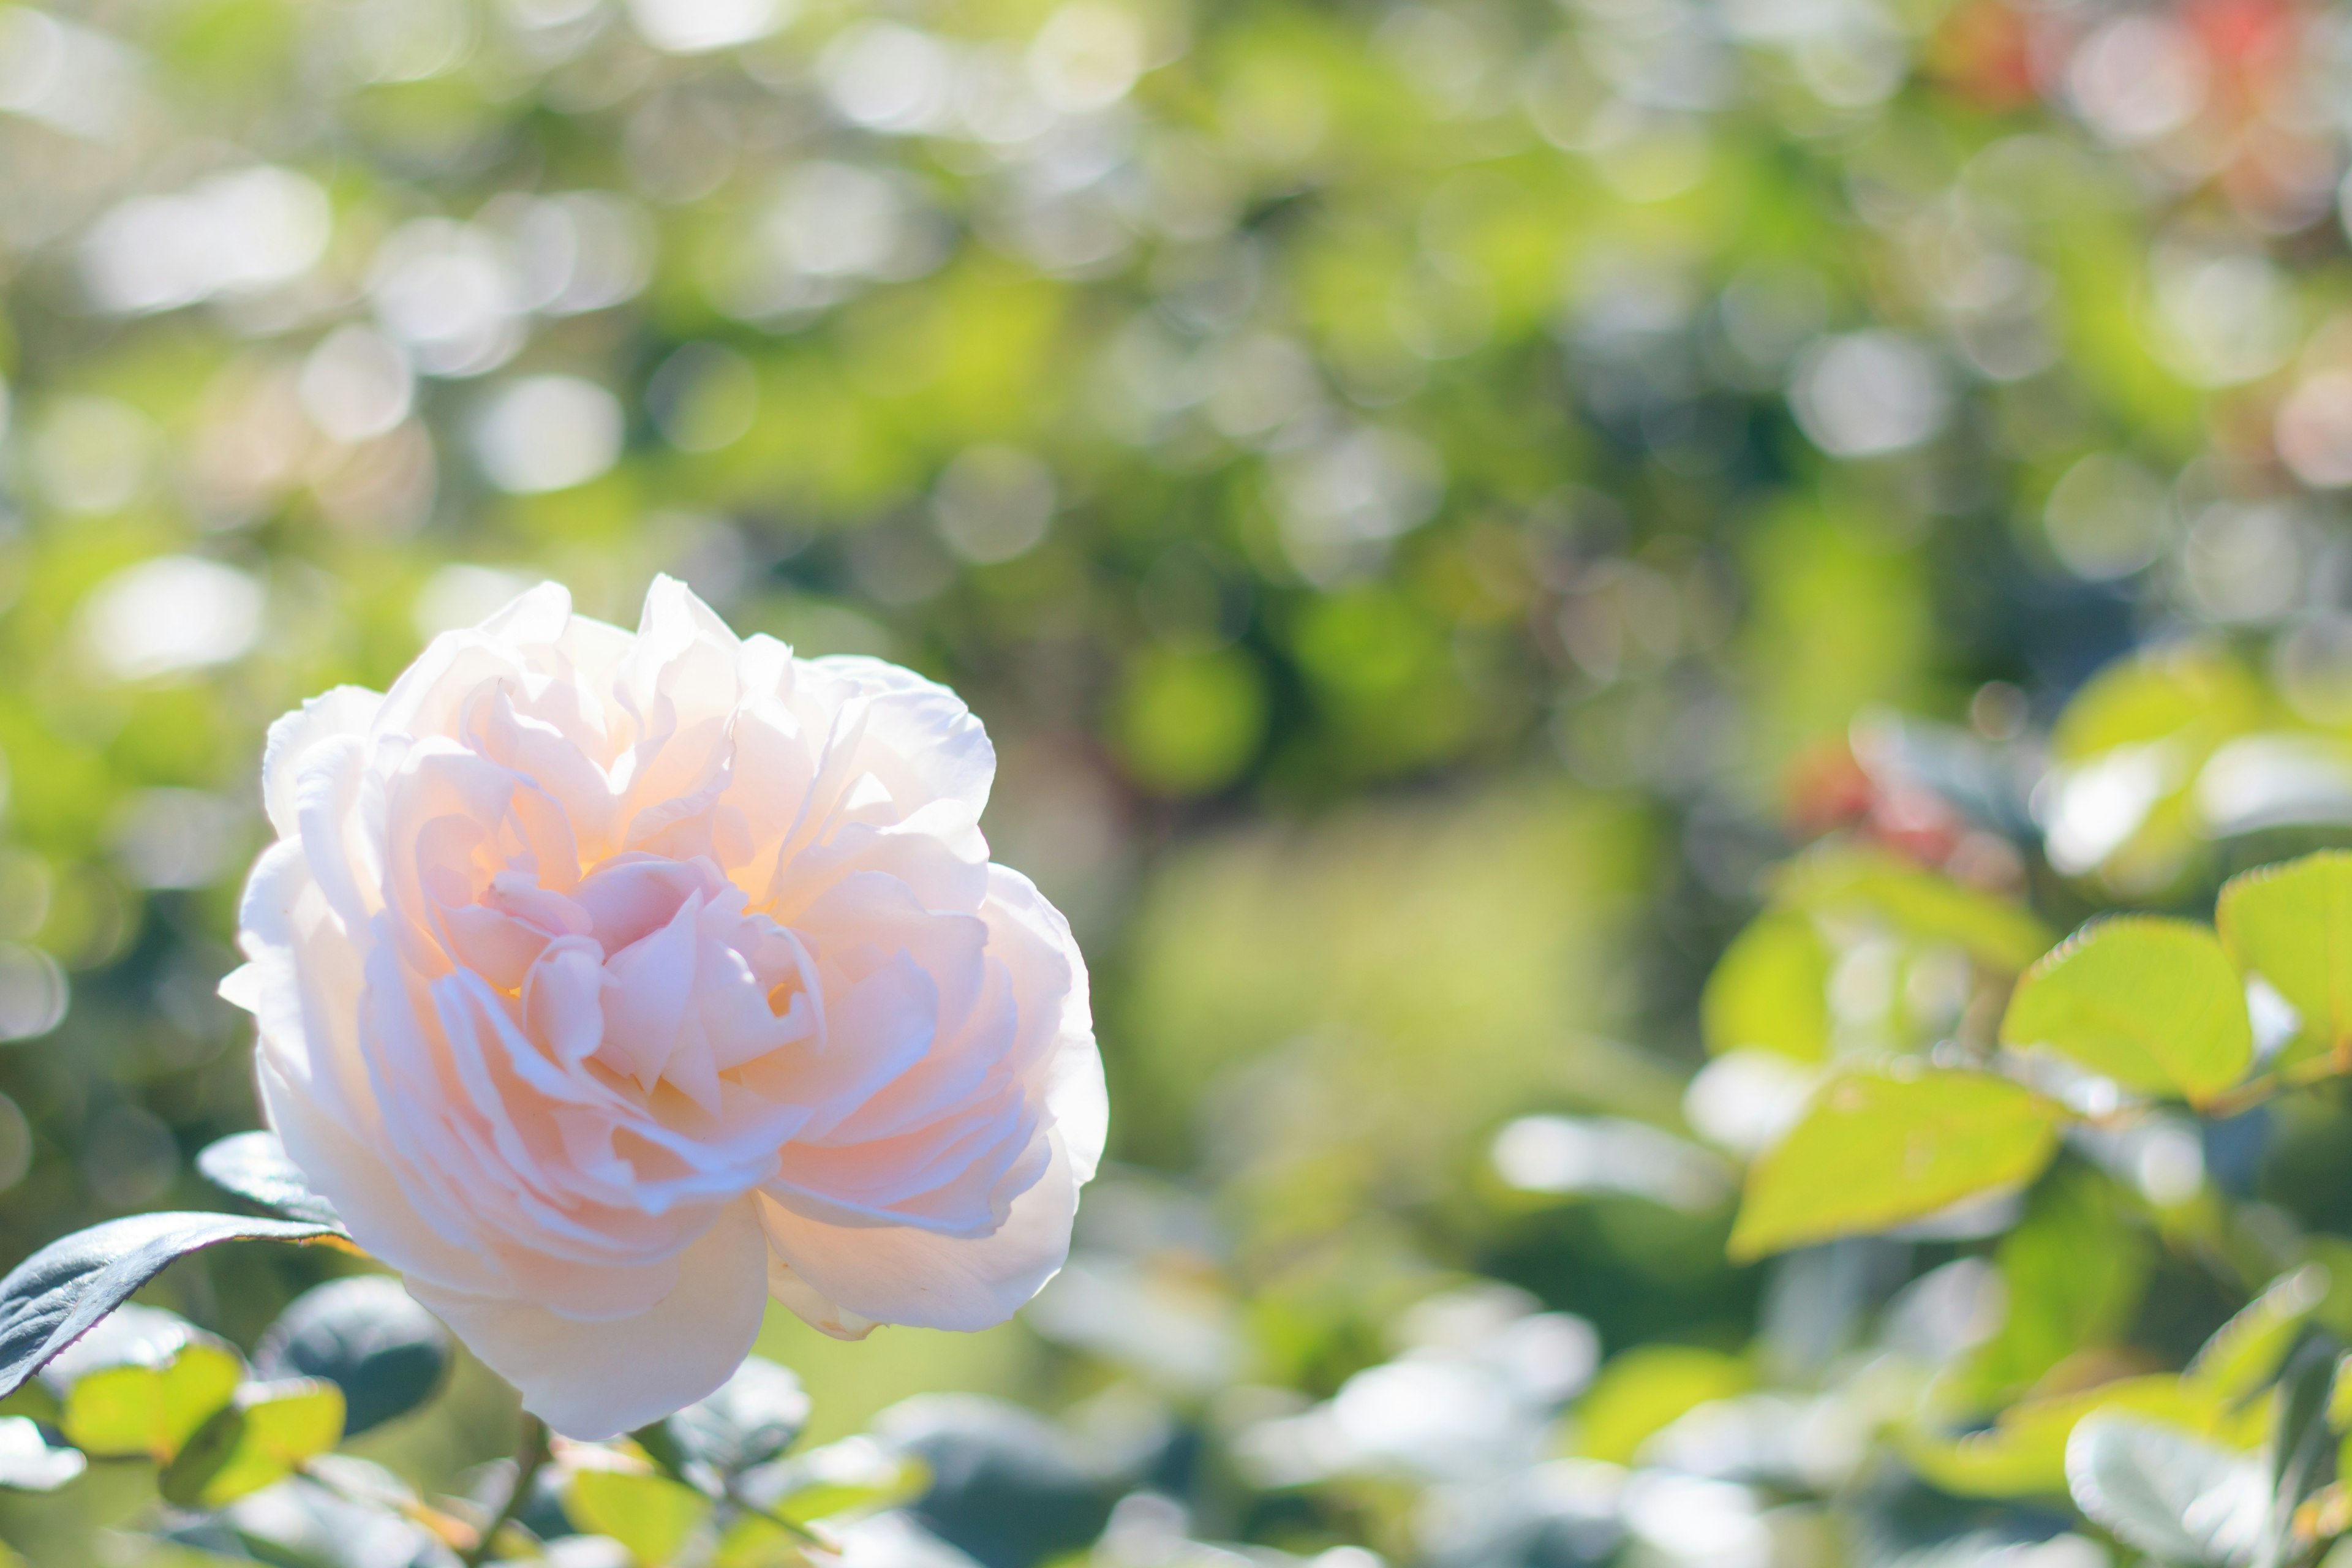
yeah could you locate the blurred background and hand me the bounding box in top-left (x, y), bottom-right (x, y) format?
top-left (3, 0), bottom-right (2352, 1561)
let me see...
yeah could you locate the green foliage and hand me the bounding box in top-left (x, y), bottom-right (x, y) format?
top-left (2001, 917), bottom-right (2253, 1107)
top-left (158, 1378), bottom-right (345, 1509)
top-left (5, 0), bottom-right (2352, 1562)
top-left (195, 1131), bottom-right (347, 1229)
top-left (0, 1416), bottom-right (85, 1492)
top-left (1730, 1071), bottom-right (2063, 1261)
top-left (1700, 912), bottom-right (1832, 1063)
top-left (564, 1468), bottom-right (715, 1565)
top-left (0, 1212), bottom-right (341, 1406)
top-left (1571, 1345), bottom-right (1752, 1465)
top-left (59, 1340), bottom-right (240, 1460)
top-left (252, 1275), bottom-right (450, 1438)
top-left (2218, 853), bottom-right (2352, 1067)
top-left (2064, 1415), bottom-right (2267, 1566)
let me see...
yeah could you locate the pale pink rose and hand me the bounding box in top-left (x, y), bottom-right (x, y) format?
top-left (222, 578), bottom-right (1104, 1438)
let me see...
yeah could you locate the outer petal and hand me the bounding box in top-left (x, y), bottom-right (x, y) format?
top-left (262, 686), bottom-right (384, 841)
top-left (405, 1197), bottom-right (771, 1440)
top-left (756, 1133), bottom-right (1080, 1333)
top-left (982, 867), bottom-right (1104, 1184)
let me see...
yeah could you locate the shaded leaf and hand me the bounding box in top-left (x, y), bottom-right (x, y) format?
top-left (760, 1437), bottom-right (930, 1527)
top-left (565, 1468), bottom-right (712, 1564)
top-left (255, 1275), bottom-right (450, 1438)
top-left (2218, 853), bottom-right (2352, 1066)
top-left (2066, 1414), bottom-right (2266, 1567)
top-left (160, 1379), bottom-right (347, 1509)
top-left (2188, 1267), bottom-right (2331, 1408)
top-left (197, 1131), bottom-right (344, 1227)
top-left (1728, 1071), bottom-right (2064, 1261)
top-left (873, 1396), bottom-right (1120, 1568)
top-left (1702, 911), bottom-right (1833, 1062)
top-left (0, 1213), bottom-right (339, 1404)
top-left (1903, 1374), bottom-right (2250, 1499)
top-left (638, 1355), bottom-right (809, 1491)
top-left (0, 1414), bottom-right (84, 1492)
top-left (2261, 1336), bottom-right (2339, 1568)
top-left (2001, 917), bottom-right (2253, 1106)
top-left (61, 1340), bottom-right (242, 1460)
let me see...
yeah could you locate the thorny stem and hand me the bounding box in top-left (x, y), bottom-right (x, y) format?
top-left (461, 1412), bottom-right (551, 1567)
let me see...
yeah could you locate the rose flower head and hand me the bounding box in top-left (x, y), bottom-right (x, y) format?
top-left (224, 578), bottom-right (1104, 1438)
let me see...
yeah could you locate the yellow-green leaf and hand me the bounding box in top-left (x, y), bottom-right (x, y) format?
top-left (1572, 1346), bottom-right (1752, 1465)
top-left (1777, 846), bottom-right (2052, 973)
top-left (2217, 851), bottom-right (2352, 1064)
top-left (772, 1441), bottom-right (930, 1526)
top-left (61, 1342), bottom-right (241, 1461)
top-left (1702, 911), bottom-right (1832, 1061)
top-left (2000, 917), bottom-right (2252, 1105)
top-left (1902, 1374), bottom-right (2264, 1498)
top-left (714, 1513), bottom-right (807, 1568)
top-left (160, 1379), bottom-right (347, 1509)
top-left (1729, 1071), bottom-right (2064, 1261)
top-left (565, 1469), bottom-right (712, 1565)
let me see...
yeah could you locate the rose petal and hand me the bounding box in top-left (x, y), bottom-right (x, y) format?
top-left (409, 1197), bottom-right (771, 1440)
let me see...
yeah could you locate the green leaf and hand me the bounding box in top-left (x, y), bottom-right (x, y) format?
top-left (2188, 1267), bottom-right (2331, 1408)
top-left (1728, 1070), bottom-right (2064, 1261)
top-left (637, 1356), bottom-right (809, 1491)
top-left (0, 1414), bottom-right (84, 1491)
top-left (2066, 1414), bottom-right (2267, 1567)
top-left (565, 1468), bottom-right (712, 1564)
top-left (1702, 911), bottom-right (1832, 1062)
top-left (1905, 1374), bottom-right (2260, 1498)
top-left (766, 1438), bottom-right (930, 1526)
top-left (1777, 845), bottom-right (2054, 973)
top-left (2261, 1338), bottom-right (2339, 1568)
top-left (159, 1378), bottom-right (346, 1510)
top-left (255, 1275), bottom-right (450, 1438)
top-left (2000, 916), bottom-right (2253, 1105)
top-left (1572, 1346), bottom-right (1753, 1465)
top-left (714, 1512), bottom-right (807, 1568)
top-left (2218, 852), bottom-right (2352, 1065)
top-left (0, 1213), bottom-right (341, 1404)
top-left (60, 1340), bottom-right (241, 1460)
top-left (197, 1131), bottom-right (344, 1228)
top-left (1956, 1169), bottom-right (2153, 1408)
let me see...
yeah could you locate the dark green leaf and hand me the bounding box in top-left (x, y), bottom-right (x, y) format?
top-left (0, 1213), bottom-right (340, 1404)
top-left (2000, 916), bottom-right (2253, 1105)
top-left (198, 1131), bottom-right (344, 1227)
top-left (875, 1396), bottom-right (1120, 1568)
top-left (2066, 1414), bottom-right (2266, 1567)
top-left (1729, 1071), bottom-right (2064, 1261)
top-left (640, 1356), bottom-right (810, 1489)
top-left (0, 1414), bottom-right (84, 1491)
top-left (2260, 1336), bottom-right (2339, 1568)
top-left (255, 1275), bottom-right (450, 1438)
